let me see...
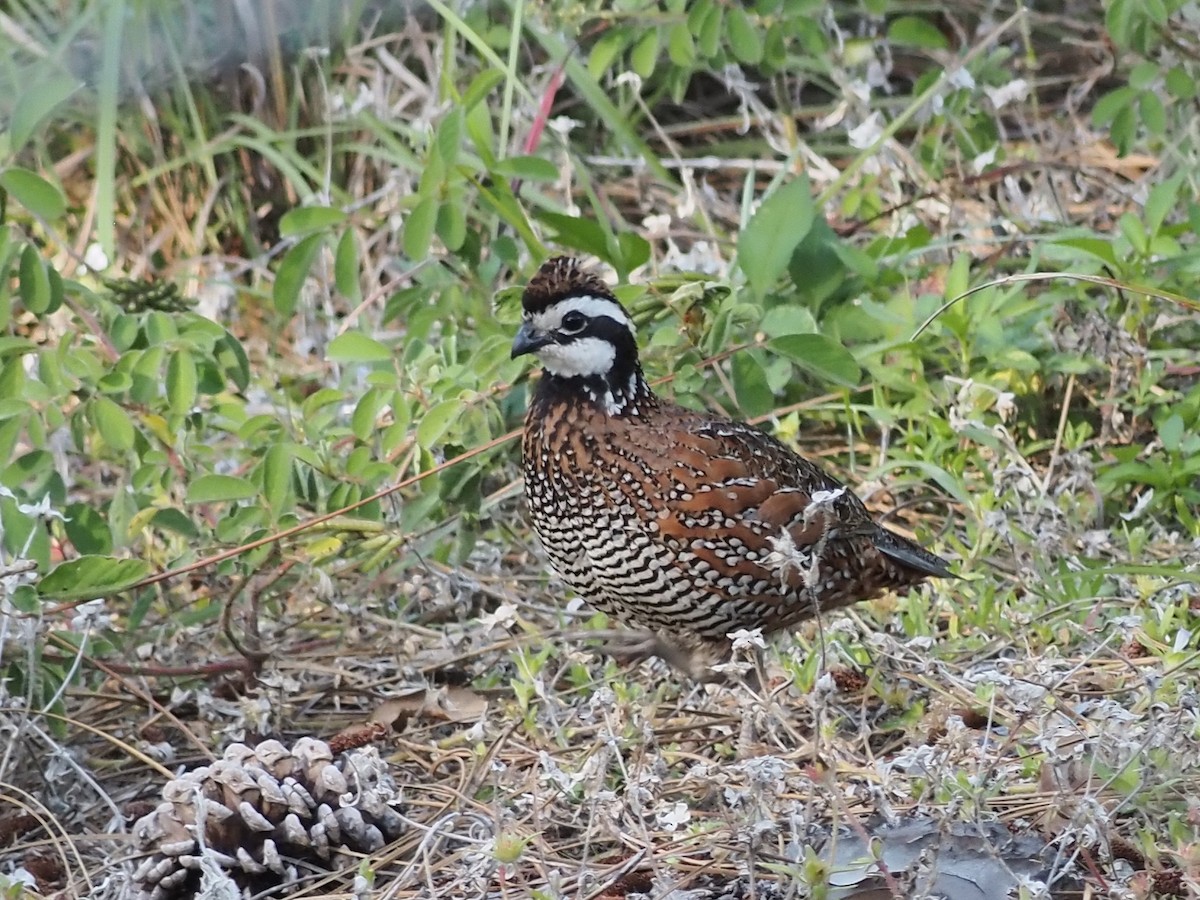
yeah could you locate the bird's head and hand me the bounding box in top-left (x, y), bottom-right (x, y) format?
top-left (511, 257), bottom-right (647, 413)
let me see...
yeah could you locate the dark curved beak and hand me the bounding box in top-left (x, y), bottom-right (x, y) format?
top-left (511, 323), bottom-right (553, 359)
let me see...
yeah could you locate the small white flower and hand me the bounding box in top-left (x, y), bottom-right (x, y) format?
top-left (727, 628), bottom-right (766, 651)
top-left (548, 116), bottom-right (581, 137)
top-left (985, 78), bottom-right (1029, 109)
top-left (477, 603), bottom-right (518, 631)
top-left (83, 242), bottom-right (109, 273)
top-left (1120, 489), bottom-right (1155, 521)
top-left (71, 598), bottom-right (111, 631)
top-left (847, 112), bottom-right (884, 149)
top-left (656, 801), bottom-right (691, 832)
top-left (614, 71), bottom-right (642, 91)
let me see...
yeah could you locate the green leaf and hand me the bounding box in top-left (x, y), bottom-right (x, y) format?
top-left (260, 442), bottom-right (294, 512)
top-left (166, 349), bottom-right (198, 415)
top-left (760, 306), bottom-right (818, 338)
top-left (0, 168), bottom-right (67, 221)
top-left (769, 334), bottom-right (861, 387)
top-left (273, 233), bottom-right (325, 316)
top-left (587, 27), bottom-right (627, 78)
top-left (403, 195), bottom-right (438, 261)
top-left (887, 15), bottom-right (949, 50)
top-left (64, 503), bottom-right (114, 555)
top-left (462, 69), bottom-right (504, 109)
top-left (731, 353), bottom-right (774, 417)
top-left (436, 201), bottom-right (467, 251)
top-left (1092, 86), bottom-right (1136, 127)
top-left (186, 474), bottom-right (258, 503)
top-left (667, 22), bottom-right (696, 67)
top-left (18, 244), bottom-right (51, 314)
top-left (699, 4), bottom-right (725, 59)
top-left (727, 7), bottom-right (764, 64)
top-left (91, 396), bottom-right (136, 451)
top-left (490, 156), bottom-right (560, 181)
top-left (417, 398), bottom-right (463, 449)
top-left (334, 229), bottom-right (361, 302)
top-left (1050, 237), bottom-right (1119, 267)
top-left (38, 556), bottom-right (151, 601)
top-left (1159, 414), bottom-right (1184, 452)
top-left (8, 75), bottom-right (79, 152)
top-left (630, 28), bottom-right (660, 78)
top-left (278, 205), bottom-right (346, 237)
top-left (327, 332), bottom-right (392, 363)
top-left (538, 212), bottom-right (609, 259)
top-left (1139, 90), bottom-right (1166, 136)
top-left (435, 107), bottom-right (465, 165)
top-left (738, 175), bottom-right (815, 300)
top-left (1145, 172), bottom-right (1183, 237)
top-left (352, 387), bottom-right (389, 441)
top-left (150, 507), bottom-right (200, 538)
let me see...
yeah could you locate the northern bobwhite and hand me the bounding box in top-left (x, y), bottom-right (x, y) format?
top-left (511, 256), bottom-right (951, 676)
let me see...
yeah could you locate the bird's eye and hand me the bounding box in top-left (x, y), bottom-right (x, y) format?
top-left (560, 310), bottom-right (587, 334)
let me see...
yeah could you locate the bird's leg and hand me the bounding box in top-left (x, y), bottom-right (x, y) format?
top-left (588, 629), bottom-right (728, 683)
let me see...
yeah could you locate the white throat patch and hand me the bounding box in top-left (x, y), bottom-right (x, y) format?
top-left (536, 336), bottom-right (616, 378)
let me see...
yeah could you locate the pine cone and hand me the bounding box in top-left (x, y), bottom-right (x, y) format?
top-left (132, 737), bottom-right (404, 899)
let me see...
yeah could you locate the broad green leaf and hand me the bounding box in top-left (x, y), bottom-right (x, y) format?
top-left (279, 205), bottom-right (346, 237)
top-left (887, 15), bottom-right (949, 50)
top-left (151, 507), bottom-right (200, 538)
top-left (738, 176), bottom-right (814, 300)
top-left (762, 21), bottom-right (786, 70)
top-left (417, 398), bottom-right (463, 449)
top-left (1139, 91), bottom-right (1166, 136)
top-left (435, 108), bottom-right (465, 165)
top-left (462, 68), bottom-right (504, 109)
top-left (327, 332), bottom-right (392, 363)
top-left (261, 442), bottom-right (294, 513)
top-left (403, 195), bottom-right (438, 261)
top-left (352, 387), bottom-right (389, 441)
top-left (538, 212), bottom-right (609, 259)
top-left (490, 156), bottom-right (560, 181)
top-left (667, 23), bottom-right (696, 67)
top-left (214, 332), bottom-right (251, 391)
top-left (1092, 87), bottom-right (1136, 126)
top-left (699, 4), bottom-right (725, 58)
top-left (334, 229), bottom-right (361, 302)
top-left (630, 28), bottom-right (660, 78)
top-left (760, 306), bottom-right (818, 338)
top-left (731, 353), bottom-right (774, 417)
top-left (436, 201), bottom-right (467, 251)
top-left (587, 27), bottom-right (627, 78)
top-left (769, 334), bottom-right (861, 387)
top-left (18, 245), bottom-right (51, 314)
top-left (1050, 237), bottom-right (1118, 267)
top-left (8, 76), bottom-right (79, 152)
top-left (186, 474), bottom-right (258, 503)
top-left (38, 556), bottom-right (151, 601)
top-left (131, 346), bottom-right (165, 404)
top-left (91, 396), bottom-right (136, 451)
top-left (64, 503), bottom-right (113, 555)
top-left (727, 7), bottom-right (764, 64)
top-left (686, 0), bottom-right (712, 34)
top-left (0, 168), bottom-right (67, 221)
top-left (166, 349), bottom-right (198, 415)
top-left (273, 233), bottom-right (325, 316)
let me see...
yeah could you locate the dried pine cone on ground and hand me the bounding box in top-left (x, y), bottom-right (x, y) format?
top-left (132, 737), bottom-right (404, 899)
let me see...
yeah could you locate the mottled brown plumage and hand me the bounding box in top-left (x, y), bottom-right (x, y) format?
top-left (511, 257), bottom-right (950, 676)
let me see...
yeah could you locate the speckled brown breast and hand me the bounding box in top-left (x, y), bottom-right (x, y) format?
top-left (522, 393), bottom-right (932, 639)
